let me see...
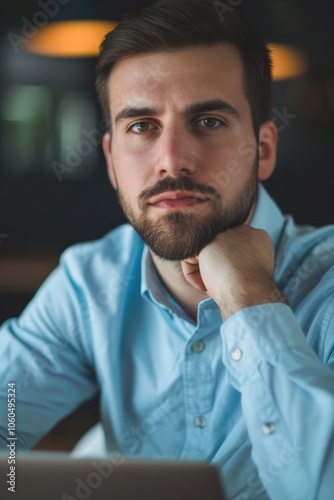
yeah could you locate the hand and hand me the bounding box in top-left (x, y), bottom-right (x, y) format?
top-left (181, 225), bottom-right (286, 320)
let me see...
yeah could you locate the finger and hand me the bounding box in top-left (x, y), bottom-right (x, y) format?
top-left (182, 256), bottom-right (199, 265)
top-left (180, 260), bottom-right (207, 292)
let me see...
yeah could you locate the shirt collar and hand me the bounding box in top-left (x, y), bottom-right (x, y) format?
top-left (250, 183), bottom-right (285, 250)
top-left (141, 183), bottom-right (285, 304)
top-left (141, 245), bottom-right (190, 317)
top-left (141, 245), bottom-right (168, 305)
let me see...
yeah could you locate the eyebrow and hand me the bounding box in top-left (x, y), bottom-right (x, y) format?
top-left (187, 99), bottom-right (240, 119)
top-left (114, 98), bottom-right (240, 125)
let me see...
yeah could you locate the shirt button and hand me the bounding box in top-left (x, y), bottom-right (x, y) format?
top-left (194, 416), bottom-right (207, 428)
top-left (230, 348), bottom-right (242, 361)
top-left (191, 340), bottom-right (205, 353)
top-left (261, 422), bottom-right (276, 435)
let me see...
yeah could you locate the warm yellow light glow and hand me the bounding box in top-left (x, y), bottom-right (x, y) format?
top-left (25, 23), bottom-right (309, 80)
top-left (25, 20), bottom-right (118, 58)
top-left (269, 43), bottom-right (309, 80)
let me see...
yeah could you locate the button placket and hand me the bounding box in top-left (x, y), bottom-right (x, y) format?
top-left (261, 422), bottom-right (276, 435)
top-left (191, 340), bottom-right (206, 353)
top-left (194, 416), bottom-right (207, 428)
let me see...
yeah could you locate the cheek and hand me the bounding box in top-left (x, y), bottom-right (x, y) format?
top-left (112, 148), bottom-right (151, 198)
top-left (205, 150), bottom-right (242, 191)
top-left (123, 140), bottom-right (157, 176)
top-left (206, 143), bottom-right (256, 195)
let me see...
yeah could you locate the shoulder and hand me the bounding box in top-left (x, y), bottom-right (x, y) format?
top-left (59, 224), bottom-right (144, 287)
top-left (275, 218), bottom-right (334, 315)
top-left (276, 219), bottom-right (334, 355)
top-left (276, 218), bottom-right (334, 282)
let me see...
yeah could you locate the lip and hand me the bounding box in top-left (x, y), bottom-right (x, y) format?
top-left (149, 190), bottom-right (208, 205)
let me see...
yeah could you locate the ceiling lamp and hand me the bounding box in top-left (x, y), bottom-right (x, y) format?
top-left (269, 43), bottom-right (309, 80)
top-left (24, 22), bottom-right (309, 82)
top-left (24, 20), bottom-right (118, 58)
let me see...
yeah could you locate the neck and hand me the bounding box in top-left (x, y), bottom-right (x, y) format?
top-left (149, 251), bottom-right (208, 322)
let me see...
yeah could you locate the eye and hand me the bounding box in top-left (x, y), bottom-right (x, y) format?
top-left (197, 117), bottom-right (225, 128)
top-left (129, 122), bottom-right (154, 134)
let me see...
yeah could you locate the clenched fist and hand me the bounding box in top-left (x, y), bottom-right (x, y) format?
top-left (181, 225), bottom-right (286, 320)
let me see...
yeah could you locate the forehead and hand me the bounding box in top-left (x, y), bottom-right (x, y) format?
top-left (108, 43), bottom-right (249, 117)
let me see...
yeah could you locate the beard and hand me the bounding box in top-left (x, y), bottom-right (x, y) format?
top-left (116, 160), bottom-right (258, 261)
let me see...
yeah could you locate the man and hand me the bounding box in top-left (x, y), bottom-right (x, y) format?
top-left (0, 0), bottom-right (333, 498)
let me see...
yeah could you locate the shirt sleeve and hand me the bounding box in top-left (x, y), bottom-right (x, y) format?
top-left (0, 261), bottom-right (99, 450)
top-left (221, 302), bottom-right (334, 500)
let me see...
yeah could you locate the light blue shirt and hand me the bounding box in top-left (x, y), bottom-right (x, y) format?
top-left (1, 184), bottom-right (334, 499)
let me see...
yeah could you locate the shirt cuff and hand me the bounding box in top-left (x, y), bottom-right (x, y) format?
top-left (220, 303), bottom-right (316, 389)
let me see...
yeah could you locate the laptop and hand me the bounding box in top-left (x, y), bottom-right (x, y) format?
top-left (0, 452), bottom-right (226, 500)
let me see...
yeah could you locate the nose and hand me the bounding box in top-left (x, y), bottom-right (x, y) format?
top-left (154, 124), bottom-right (196, 178)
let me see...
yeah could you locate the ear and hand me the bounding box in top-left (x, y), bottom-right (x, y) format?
top-left (102, 132), bottom-right (117, 189)
top-left (258, 120), bottom-right (278, 181)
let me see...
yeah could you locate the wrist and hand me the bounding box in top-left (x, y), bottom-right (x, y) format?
top-left (218, 281), bottom-right (287, 321)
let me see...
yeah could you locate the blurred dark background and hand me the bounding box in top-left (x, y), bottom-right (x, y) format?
top-left (1, 0), bottom-right (334, 450)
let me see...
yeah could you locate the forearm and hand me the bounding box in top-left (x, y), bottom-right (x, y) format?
top-left (221, 303), bottom-right (334, 500)
top-left (0, 266), bottom-right (98, 451)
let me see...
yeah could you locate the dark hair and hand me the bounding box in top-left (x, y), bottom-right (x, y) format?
top-left (95, 0), bottom-right (272, 134)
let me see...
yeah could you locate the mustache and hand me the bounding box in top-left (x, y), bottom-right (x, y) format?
top-left (138, 176), bottom-right (218, 206)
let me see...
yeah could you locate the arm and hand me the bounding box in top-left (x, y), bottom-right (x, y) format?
top-left (181, 225), bottom-right (334, 499)
top-left (0, 262), bottom-right (98, 450)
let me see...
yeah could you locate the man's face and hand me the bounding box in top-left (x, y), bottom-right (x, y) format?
top-left (104, 43), bottom-right (272, 261)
